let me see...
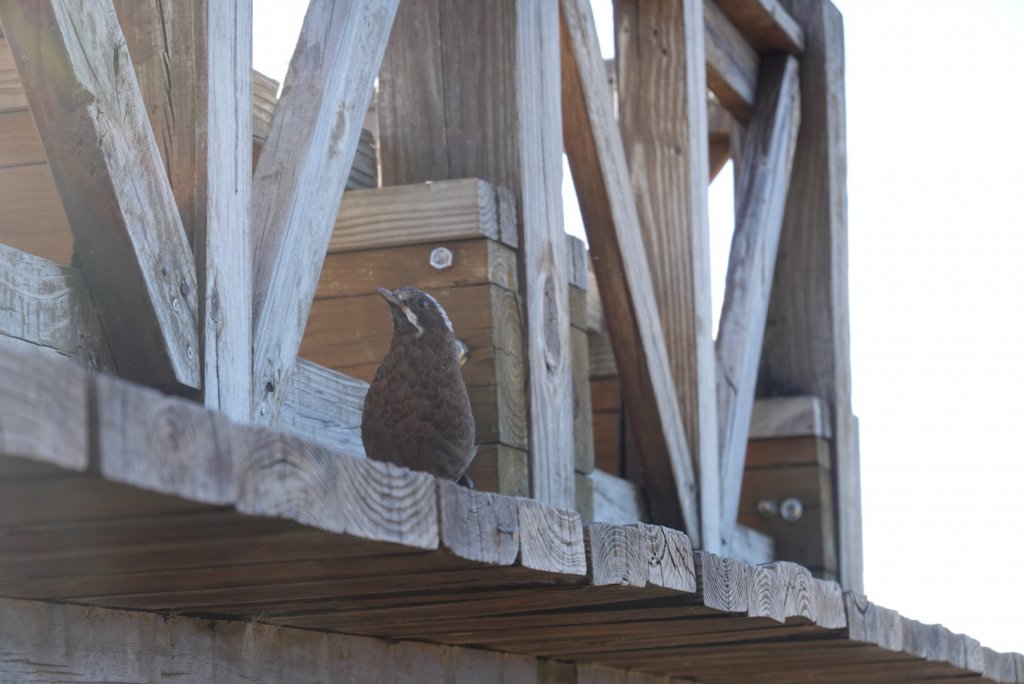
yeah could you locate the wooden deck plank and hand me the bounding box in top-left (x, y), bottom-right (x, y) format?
top-left (561, 0), bottom-right (701, 542)
top-left (0, 0), bottom-right (200, 389)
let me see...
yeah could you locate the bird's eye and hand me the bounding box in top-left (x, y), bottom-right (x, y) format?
top-left (417, 299), bottom-right (428, 309)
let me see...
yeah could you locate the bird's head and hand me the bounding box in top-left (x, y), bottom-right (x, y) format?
top-left (377, 286), bottom-right (455, 339)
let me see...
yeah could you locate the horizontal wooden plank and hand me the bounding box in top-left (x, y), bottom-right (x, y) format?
top-left (703, 0), bottom-right (760, 122)
top-left (333, 179), bottom-right (517, 253)
top-left (276, 358), bottom-right (367, 456)
top-left (750, 395), bottom-right (831, 439)
top-left (714, 0), bottom-right (805, 54)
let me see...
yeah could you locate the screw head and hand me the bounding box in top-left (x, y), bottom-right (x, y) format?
top-left (779, 497), bottom-right (804, 521)
top-left (757, 499), bottom-right (779, 518)
top-left (429, 246), bottom-right (454, 270)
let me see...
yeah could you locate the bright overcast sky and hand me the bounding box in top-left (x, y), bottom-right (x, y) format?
top-left (253, 1), bottom-right (1024, 654)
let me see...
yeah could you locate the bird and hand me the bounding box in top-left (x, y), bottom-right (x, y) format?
top-left (361, 286), bottom-right (477, 487)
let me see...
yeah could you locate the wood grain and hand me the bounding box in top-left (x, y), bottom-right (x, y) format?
top-left (0, 0), bottom-right (201, 389)
top-left (561, 0), bottom-right (701, 542)
top-left (251, 0), bottom-right (398, 424)
top-left (517, 497), bottom-right (587, 576)
top-left (764, 0), bottom-right (861, 593)
top-left (438, 479), bottom-right (519, 565)
top-left (115, 0), bottom-right (253, 420)
top-left (0, 344), bottom-right (88, 471)
top-left (616, 0), bottom-right (721, 552)
top-left (277, 358), bottom-right (367, 456)
top-left (716, 54), bottom-right (801, 553)
top-left (378, 0), bottom-right (575, 511)
top-left (749, 394), bottom-right (830, 439)
top-left (703, 0), bottom-right (760, 123)
top-left (714, 0), bottom-right (805, 54)
top-left (332, 180), bottom-right (518, 253)
top-left (0, 243), bottom-right (113, 372)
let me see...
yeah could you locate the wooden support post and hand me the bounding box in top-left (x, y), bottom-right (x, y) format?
top-left (0, 0), bottom-right (200, 389)
top-left (378, 0), bottom-right (575, 510)
top-left (115, 0), bottom-right (253, 421)
top-left (763, 0), bottom-right (861, 592)
top-left (615, 0), bottom-right (721, 551)
top-left (561, 0), bottom-right (701, 542)
top-left (714, 0), bottom-right (805, 54)
top-left (250, 0), bottom-right (398, 423)
top-left (717, 55), bottom-right (801, 552)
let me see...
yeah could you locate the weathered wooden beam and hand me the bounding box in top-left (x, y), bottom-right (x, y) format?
top-left (616, 0), bottom-right (722, 552)
top-left (378, 0), bottom-right (575, 510)
top-left (703, 0), bottom-right (760, 123)
top-left (717, 55), bottom-right (801, 553)
top-left (730, 523), bottom-right (774, 564)
top-left (0, 243), bottom-right (113, 372)
top-left (0, 0), bottom-right (200, 389)
top-left (561, 0), bottom-right (701, 542)
top-left (714, 0), bottom-right (805, 54)
top-left (251, 0), bottom-right (398, 423)
top-left (750, 394), bottom-right (830, 439)
top-left (115, 0), bottom-right (253, 421)
top-left (277, 358), bottom-right (367, 456)
top-left (763, 0), bottom-right (861, 592)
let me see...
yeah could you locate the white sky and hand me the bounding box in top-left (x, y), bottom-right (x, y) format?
top-left (254, 1), bottom-right (1024, 654)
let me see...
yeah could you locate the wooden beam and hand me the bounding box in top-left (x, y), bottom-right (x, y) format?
top-left (717, 55), bottom-right (801, 553)
top-left (561, 0), bottom-right (702, 542)
top-left (0, 0), bottom-right (200, 389)
top-left (750, 394), bottom-right (830, 439)
top-left (115, 0), bottom-right (253, 421)
top-left (714, 0), bottom-right (805, 54)
top-left (615, 0), bottom-right (722, 552)
top-left (377, 0), bottom-right (575, 510)
top-left (250, 0), bottom-right (398, 423)
top-left (0, 243), bottom-right (114, 372)
top-left (277, 358), bottom-right (367, 456)
top-left (764, 0), bottom-right (861, 592)
top-left (703, 0), bottom-right (760, 123)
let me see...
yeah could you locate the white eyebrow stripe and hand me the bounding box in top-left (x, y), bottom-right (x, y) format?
top-left (402, 306), bottom-right (424, 336)
top-left (421, 292), bottom-right (454, 333)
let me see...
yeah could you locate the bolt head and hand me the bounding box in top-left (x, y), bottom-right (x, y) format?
top-left (429, 246), bottom-right (454, 270)
top-left (757, 499), bottom-right (779, 518)
top-left (779, 497), bottom-right (804, 521)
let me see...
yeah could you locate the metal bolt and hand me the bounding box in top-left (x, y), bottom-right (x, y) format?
top-left (429, 246), bottom-right (454, 270)
top-left (779, 497), bottom-right (803, 521)
top-left (757, 499), bottom-right (779, 518)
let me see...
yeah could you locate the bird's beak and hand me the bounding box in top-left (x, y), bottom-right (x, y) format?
top-left (376, 288), bottom-right (404, 308)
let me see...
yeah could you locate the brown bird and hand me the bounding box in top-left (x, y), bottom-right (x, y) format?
top-left (361, 286), bottom-right (477, 486)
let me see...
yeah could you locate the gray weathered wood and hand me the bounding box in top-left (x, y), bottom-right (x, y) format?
top-left (115, 0), bottom-right (253, 421)
top-left (0, 344), bottom-right (89, 472)
top-left (717, 55), bottom-right (801, 553)
top-left (590, 469), bottom-right (648, 524)
top-left (766, 0), bottom-right (861, 593)
top-left (438, 480), bottom-right (519, 565)
top-left (517, 497), bottom-right (588, 576)
top-left (332, 179), bottom-right (518, 252)
top-left (0, 0), bottom-right (200, 389)
top-left (703, 0), bottom-right (760, 123)
top-left (561, 0), bottom-right (701, 543)
top-left (251, 0), bottom-right (398, 423)
top-left (714, 0), bottom-right (805, 54)
top-left (0, 243), bottom-right (113, 372)
top-left (729, 524), bottom-right (775, 564)
top-left (616, 0), bottom-right (721, 553)
top-left (277, 358), bottom-right (367, 456)
top-left (378, 0), bottom-right (575, 510)
top-left (750, 395), bottom-right (830, 439)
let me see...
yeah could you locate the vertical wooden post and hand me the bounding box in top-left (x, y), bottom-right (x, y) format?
top-left (762, 0), bottom-right (861, 592)
top-left (115, 0), bottom-right (253, 421)
top-left (615, 0), bottom-right (721, 551)
top-left (378, 0), bottom-right (575, 510)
